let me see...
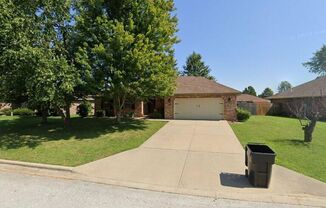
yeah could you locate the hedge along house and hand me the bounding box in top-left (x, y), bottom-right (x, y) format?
top-left (94, 76), bottom-right (240, 121)
top-left (237, 94), bottom-right (272, 115)
top-left (268, 76), bottom-right (326, 118)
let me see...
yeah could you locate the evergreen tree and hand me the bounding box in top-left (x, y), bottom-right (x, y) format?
top-left (182, 52), bottom-right (215, 80)
top-left (243, 86), bottom-right (257, 96)
top-left (259, 88), bottom-right (274, 98)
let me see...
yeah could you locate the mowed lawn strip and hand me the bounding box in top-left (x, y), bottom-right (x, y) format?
top-left (231, 116), bottom-right (326, 183)
top-left (0, 116), bottom-right (166, 167)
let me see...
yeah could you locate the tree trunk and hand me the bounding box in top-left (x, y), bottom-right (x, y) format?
top-left (116, 110), bottom-right (122, 123)
top-left (41, 109), bottom-right (48, 124)
top-left (113, 94), bottom-right (125, 123)
top-left (303, 118), bottom-right (317, 142)
top-left (64, 104), bottom-right (71, 125)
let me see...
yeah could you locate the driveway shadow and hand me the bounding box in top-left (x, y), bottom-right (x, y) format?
top-left (219, 172), bottom-right (253, 188)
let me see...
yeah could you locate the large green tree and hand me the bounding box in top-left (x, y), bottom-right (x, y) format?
top-left (182, 52), bottom-right (215, 80)
top-left (259, 88), bottom-right (274, 98)
top-left (303, 45), bottom-right (326, 76)
top-left (243, 86), bottom-right (257, 96)
top-left (278, 81), bottom-right (292, 93)
top-left (0, 0), bottom-right (79, 124)
top-left (0, 0), bottom-right (34, 106)
top-left (75, 0), bottom-right (178, 121)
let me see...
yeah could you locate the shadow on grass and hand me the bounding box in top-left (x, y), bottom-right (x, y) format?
top-left (219, 172), bottom-right (254, 188)
top-left (271, 139), bottom-right (311, 147)
top-left (0, 117), bottom-right (148, 150)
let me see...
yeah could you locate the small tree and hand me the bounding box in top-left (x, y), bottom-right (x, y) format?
top-left (243, 86), bottom-right (257, 96)
top-left (259, 88), bottom-right (274, 98)
top-left (287, 96), bottom-right (326, 142)
top-left (182, 52), bottom-right (215, 80)
top-left (278, 81), bottom-right (292, 93)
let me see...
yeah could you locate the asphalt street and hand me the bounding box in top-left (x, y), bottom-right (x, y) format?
top-left (0, 171), bottom-right (305, 208)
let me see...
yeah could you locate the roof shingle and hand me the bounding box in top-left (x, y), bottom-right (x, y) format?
top-left (268, 76), bottom-right (326, 100)
top-left (175, 76), bottom-right (240, 95)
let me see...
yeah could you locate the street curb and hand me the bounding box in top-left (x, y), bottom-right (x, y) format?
top-left (0, 159), bottom-right (74, 173)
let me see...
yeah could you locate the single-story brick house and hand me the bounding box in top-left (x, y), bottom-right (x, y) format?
top-left (95, 76), bottom-right (240, 121)
top-left (237, 94), bottom-right (272, 115)
top-left (268, 76), bottom-right (326, 118)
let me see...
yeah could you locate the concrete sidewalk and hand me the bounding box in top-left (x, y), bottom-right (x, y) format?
top-left (75, 120), bottom-right (326, 207)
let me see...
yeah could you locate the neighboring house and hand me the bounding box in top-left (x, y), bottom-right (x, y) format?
top-left (0, 103), bottom-right (11, 111)
top-left (95, 76), bottom-right (240, 120)
top-left (268, 76), bottom-right (326, 118)
top-left (237, 94), bottom-right (272, 115)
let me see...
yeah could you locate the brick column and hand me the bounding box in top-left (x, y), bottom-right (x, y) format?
top-left (222, 95), bottom-right (237, 121)
top-left (164, 97), bottom-right (174, 119)
top-left (134, 101), bottom-right (144, 117)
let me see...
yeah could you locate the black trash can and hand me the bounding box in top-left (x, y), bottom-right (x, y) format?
top-left (245, 144), bottom-right (276, 188)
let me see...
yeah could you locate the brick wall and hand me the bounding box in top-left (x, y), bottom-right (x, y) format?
top-left (222, 95), bottom-right (237, 121)
top-left (164, 94), bottom-right (238, 121)
top-left (270, 97), bottom-right (326, 119)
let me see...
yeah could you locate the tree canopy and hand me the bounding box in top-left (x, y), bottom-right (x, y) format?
top-left (75, 0), bottom-right (178, 121)
top-left (278, 81), bottom-right (292, 93)
top-left (243, 86), bottom-right (257, 96)
top-left (259, 88), bottom-right (274, 98)
top-left (0, 0), bottom-right (80, 123)
top-left (0, 0), bottom-right (179, 123)
top-left (182, 52), bottom-right (215, 80)
top-left (303, 45), bottom-right (326, 76)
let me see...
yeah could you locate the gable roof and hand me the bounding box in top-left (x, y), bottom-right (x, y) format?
top-left (237, 94), bottom-right (271, 103)
top-left (175, 76), bottom-right (240, 95)
top-left (268, 76), bottom-right (326, 100)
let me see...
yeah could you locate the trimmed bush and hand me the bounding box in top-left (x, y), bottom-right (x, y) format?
top-left (77, 101), bottom-right (92, 118)
top-left (148, 111), bottom-right (163, 119)
top-left (236, 108), bottom-right (251, 122)
top-left (13, 108), bottom-right (34, 116)
top-left (0, 108), bottom-right (12, 116)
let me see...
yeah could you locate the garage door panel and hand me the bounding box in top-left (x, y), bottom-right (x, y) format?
top-left (174, 98), bottom-right (224, 120)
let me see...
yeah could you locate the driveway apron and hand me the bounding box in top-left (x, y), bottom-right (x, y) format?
top-left (75, 120), bottom-right (326, 205)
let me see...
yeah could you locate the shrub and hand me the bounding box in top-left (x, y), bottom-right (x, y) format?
top-left (13, 108), bottom-right (34, 116)
top-left (95, 110), bottom-right (104, 117)
top-left (148, 111), bottom-right (163, 119)
top-left (124, 111), bottom-right (135, 118)
top-left (0, 108), bottom-right (12, 116)
top-left (77, 101), bottom-right (92, 118)
top-left (236, 108), bottom-right (251, 122)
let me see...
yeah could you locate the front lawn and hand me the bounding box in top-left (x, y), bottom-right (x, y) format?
top-left (231, 116), bottom-right (326, 182)
top-left (0, 116), bottom-right (166, 167)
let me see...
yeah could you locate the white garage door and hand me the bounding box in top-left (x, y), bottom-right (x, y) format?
top-left (174, 98), bottom-right (224, 120)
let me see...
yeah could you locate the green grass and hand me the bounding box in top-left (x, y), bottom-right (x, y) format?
top-left (0, 116), bottom-right (166, 167)
top-left (231, 116), bottom-right (326, 182)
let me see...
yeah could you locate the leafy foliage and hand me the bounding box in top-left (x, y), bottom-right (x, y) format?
top-left (303, 45), bottom-right (326, 76)
top-left (259, 88), bottom-right (274, 98)
top-left (182, 52), bottom-right (215, 80)
top-left (75, 0), bottom-right (179, 121)
top-left (12, 108), bottom-right (34, 116)
top-left (278, 81), bottom-right (292, 93)
top-left (0, 0), bottom-right (80, 123)
top-left (236, 108), bottom-right (251, 122)
top-left (77, 101), bottom-right (92, 118)
top-left (243, 86), bottom-right (257, 96)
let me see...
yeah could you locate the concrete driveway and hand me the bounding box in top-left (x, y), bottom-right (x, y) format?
top-left (76, 120), bottom-right (326, 206)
